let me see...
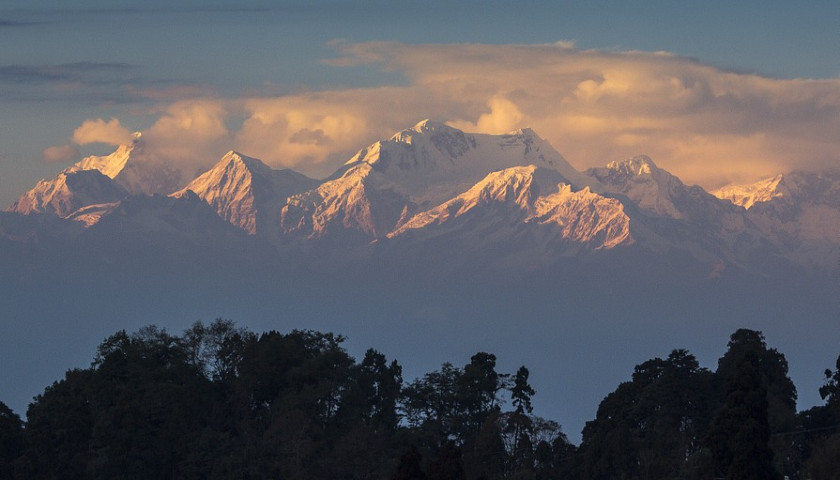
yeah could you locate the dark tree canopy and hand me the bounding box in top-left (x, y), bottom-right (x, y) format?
top-left (2, 323), bottom-right (838, 480)
top-left (709, 350), bottom-right (780, 480)
top-left (0, 402), bottom-right (23, 480)
top-left (800, 353), bottom-right (840, 478)
top-left (580, 349), bottom-right (717, 480)
top-left (716, 329), bottom-right (798, 477)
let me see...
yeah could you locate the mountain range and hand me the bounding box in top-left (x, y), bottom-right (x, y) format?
top-left (5, 119), bottom-right (839, 280)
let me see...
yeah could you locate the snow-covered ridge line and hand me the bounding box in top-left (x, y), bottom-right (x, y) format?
top-left (5, 120), bottom-right (840, 273)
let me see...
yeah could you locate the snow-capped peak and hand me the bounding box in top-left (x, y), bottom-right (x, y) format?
top-left (67, 131), bottom-right (143, 178)
top-left (389, 164), bottom-right (632, 250)
top-left (712, 170), bottom-right (840, 213)
top-left (390, 119), bottom-right (476, 158)
top-left (711, 174), bottom-right (790, 210)
top-left (68, 142), bottom-right (135, 180)
top-left (407, 119), bottom-right (456, 134)
top-left (588, 155), bottom-right (679, 190)
top-left (587, 155), bottom-right (704, 219)
top-left (218, 150), bottom-right (273, 176)
top-left (179, 150), bottom-right (317, 234)
top-left (64, 134), bottom-right (182, 196)
top-left (603, 155), bottom-right (660, 177)
top-left (279, 121), bottom-right (599, 245)
top-left (180, 150), bottom-right (266, 196)
top-left (222, 149), bottom-right (245, 161)
top-left (339, 121), bottom-right (588, 205)
top-left (8, 169), bottom-right (127, 217)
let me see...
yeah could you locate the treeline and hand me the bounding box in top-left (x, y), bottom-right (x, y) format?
top-left (0, 322), bottom-right (838, 479)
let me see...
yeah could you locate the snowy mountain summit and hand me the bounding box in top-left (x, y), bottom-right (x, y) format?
top-left (177, 151), bottom-right (316, 235)
top-left (588, 155), bottom-right (707, 219)
top-left (4, 121), bottom-right (840, 276)
top-left (278, 120), bottom-right (592, 244)
top-left (8, 132), bottom-right (181, 222)
top-left (67, 133), bottom-right (182, 196)
top-left (9, 169), bottom-right (126, 218)
top-left (712, 174), bottom-right (791, 210)
top-left (389, 165), bottom-right (632, 253)
top-left (711, 172), bottom-right (840, 268)
top-left (337, 119), bottom-right (589, 205)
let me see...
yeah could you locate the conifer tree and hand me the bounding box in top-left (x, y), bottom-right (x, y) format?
top-left (511, 366), bottom-right (535, 415)
top-left (708, 350), bottom-right (780, 480)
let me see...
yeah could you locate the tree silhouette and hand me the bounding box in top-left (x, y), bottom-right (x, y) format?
top-left (715, 329), bottom-right (798, 477)
top-left (510, 366), bottom-right (535, 415)
top-left (708, 350), bottom-right (780, 480)
top-left (0, 402), bottom-right (23, 480)
top-left (579, 349), bottom-right (715, 479)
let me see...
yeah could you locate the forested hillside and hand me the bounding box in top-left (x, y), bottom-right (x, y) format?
top-left (0, 321), bottom-right (838, 479)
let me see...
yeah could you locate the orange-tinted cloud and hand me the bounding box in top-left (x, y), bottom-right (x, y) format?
top-left (42, 144), bottom-right (80, 164)
top-left (72, 118), bottom-right (134, 146)
top-left (448, 95), bottom-right (524, 134)
top-left (69, 42), bottom-right (840, 188)
top-left (231, 86), bottom-right (461, 177)
top-left (131, 100), bottom-right (236, 177)
top-left (325, 42), bottom-right (839, 187)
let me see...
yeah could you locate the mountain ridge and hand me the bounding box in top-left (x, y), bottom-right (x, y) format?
top-left (175, 150), bottom-right (318, 236)
top-left (5, 121), bottom-right (840, 277)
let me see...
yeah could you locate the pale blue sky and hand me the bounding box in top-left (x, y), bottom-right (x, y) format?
top-left (0, 0), bottom-right (837, 206)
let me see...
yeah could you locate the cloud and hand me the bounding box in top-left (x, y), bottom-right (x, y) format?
top-left (124, 84), bottom-right (217, 102)
top-left (73, 42), bottom-right (840, 188)
top-left (321, 42), bottom-right (840, 187)
top-left (289, 128), bottom-right (332, 146)
top-left (0, 19), bottom-right (42, 27)
top-left (0, 62), bottom-right (133, 85)
top-left (73, 118), bottom-right (134, 146)
top-left (67, 102), bottom-right (235, 180)
top-left (41, 144), bottom-right (80, 164)
top-left (0, 61), bottom-right (201, 105)
top-left (230, 86), bottom-right (462, 176)
top-left (139, 100), bottom-right (236, 176)
top-left (448, 95), bottom-right (524, 134)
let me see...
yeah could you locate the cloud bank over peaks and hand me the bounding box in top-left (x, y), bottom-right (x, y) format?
top-left (73, 118), bottom-right (134, 146)
top-left (52, 42), bottom-right (840, 188)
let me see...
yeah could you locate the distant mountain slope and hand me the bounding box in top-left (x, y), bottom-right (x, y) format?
top-left (176, 151), bottom-right (318, 235)
top-left (337, 119), bottom-right (591, 204)
top-left (9, 169), bottom-right (127, 218)
top-left (713, 171), bottom-right (840, 269)
top-left (66, 133), bottom-right (182, 195)
top-left (712, 174), bottom-right (791, 210)
top-left (389, 165), bottom-right (631, 253)
top-left (7, 133), bottom-right (179, 221)
top-left (278, 120), bottom-right (592, 244)
top-left (587, 155), bottom-right (745, 225)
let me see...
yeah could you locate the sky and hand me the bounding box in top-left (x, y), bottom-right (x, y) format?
top-left (0, 0), bottom-right (838, 209)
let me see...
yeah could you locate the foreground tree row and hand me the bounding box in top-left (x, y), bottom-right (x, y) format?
top-left (0, 322), bottom-right (839, 479)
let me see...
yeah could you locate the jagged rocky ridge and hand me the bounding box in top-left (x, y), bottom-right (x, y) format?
top-left (5, 120), bottom-right (840, 277)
